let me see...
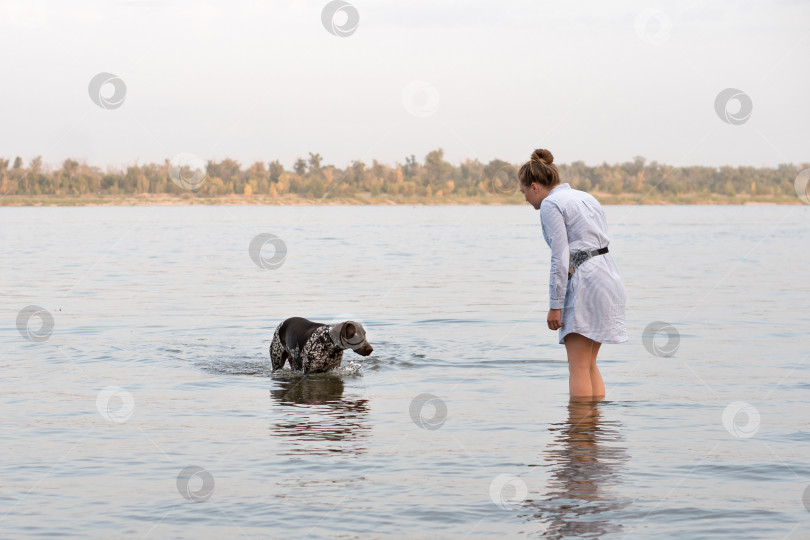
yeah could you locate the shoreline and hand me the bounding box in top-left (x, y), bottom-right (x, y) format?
top-left (0, 193), bottom-right (803, 207)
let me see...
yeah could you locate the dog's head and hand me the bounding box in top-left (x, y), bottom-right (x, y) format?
top-left (329, 321), bottom-right (373, 356)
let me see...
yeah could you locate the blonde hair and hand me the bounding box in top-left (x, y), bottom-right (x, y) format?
top-left (518, 148), bottom-right (560, 188)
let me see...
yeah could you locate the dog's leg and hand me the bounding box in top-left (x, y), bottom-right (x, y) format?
top-left (269, 326), bottom-right (287, 371)
top-left (281, 350), bottom-right (292, 369)
top-left (289, 351), bottom-right (302, 371)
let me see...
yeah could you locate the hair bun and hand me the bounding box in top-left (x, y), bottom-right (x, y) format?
top-left (531, 149), bottom-right (554, 165)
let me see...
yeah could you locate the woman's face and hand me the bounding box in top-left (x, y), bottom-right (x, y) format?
top-left (520, 182), bottom-right (551, 210)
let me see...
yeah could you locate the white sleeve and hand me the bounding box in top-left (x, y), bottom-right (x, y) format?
top-left (540, 201), bottom-right (569, 310)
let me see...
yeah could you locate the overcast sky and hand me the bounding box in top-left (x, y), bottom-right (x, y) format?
top-left (1, 0), bottom-right (807, 171)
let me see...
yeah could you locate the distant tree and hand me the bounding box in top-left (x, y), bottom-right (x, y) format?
top-left (350, 160), bottom-right (366, 184)
top-left (62, 159), bottom-right (79, 179)
top-left (404, 154), bottom-right (418, 177)
top-left (307, 152), bottom-right (323, 174)
top-left (458, 158), bottom-right (483, 194)
top-left (424, 148), bottom-right (453, 186)
top-left (0, 151), bottom-right (802, 202)
top-left (247, 161), bottom-right (267, 179)
top-left (293, 158), bottom-right (307, 176)
top-left (308, 177), bottom-right (325, 198)
top-left (268, 160), bottom-right (284, 183)
top-left (207, 159), bottom-right (241, 184)
top-left (482, 158), bottom-right (516, 193)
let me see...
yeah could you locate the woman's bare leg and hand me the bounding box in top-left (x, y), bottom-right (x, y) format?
top-left (590, 341), bottom-right (604, 399)
top-left (564, 333), bottom-right (604, 400)
top-left (565, 333), bottom-right (594, 398)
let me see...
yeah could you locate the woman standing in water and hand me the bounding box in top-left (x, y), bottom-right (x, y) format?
top-left (518, 149), bottom-right (628, 400)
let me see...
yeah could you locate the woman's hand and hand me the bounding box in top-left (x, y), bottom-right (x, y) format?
top-left (547, 309), bottom-right (563, 331)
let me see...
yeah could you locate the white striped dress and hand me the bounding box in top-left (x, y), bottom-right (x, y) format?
top-left (539, 183), bottom-right (628, 345)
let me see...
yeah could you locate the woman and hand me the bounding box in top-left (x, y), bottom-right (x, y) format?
top-left (519, 149), bottom-right (628, 400)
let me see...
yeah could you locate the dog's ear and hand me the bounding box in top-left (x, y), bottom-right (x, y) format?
top-left (342, 322), bottom-right (356, 340)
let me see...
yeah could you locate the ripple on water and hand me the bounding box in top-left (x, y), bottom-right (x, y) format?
top-left (269, 373), bottom-right (371, 456)
top-left (3, 205), bottom-right (809, 539)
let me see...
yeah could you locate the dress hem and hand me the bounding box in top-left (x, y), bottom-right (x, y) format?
top-left (558, 328), bottom-right (628, 345)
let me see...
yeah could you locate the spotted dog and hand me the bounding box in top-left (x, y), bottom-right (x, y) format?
top-left (270, 317), bottom-right (373, 374)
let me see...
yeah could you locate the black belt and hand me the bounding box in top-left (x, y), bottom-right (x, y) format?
top-left (568, 247), bottom-right (608, 280)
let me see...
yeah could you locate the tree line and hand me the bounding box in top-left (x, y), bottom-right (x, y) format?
top-left (0, 150), bottom-right (805, 200)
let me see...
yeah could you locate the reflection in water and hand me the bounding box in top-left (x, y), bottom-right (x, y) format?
top-left (525, 400), bottom-right (630, 538)
top-left (269, 374), bottom-right (370, 455)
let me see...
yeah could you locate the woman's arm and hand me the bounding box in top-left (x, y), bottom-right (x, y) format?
top-left (540, 200), bottom-right (569, 311)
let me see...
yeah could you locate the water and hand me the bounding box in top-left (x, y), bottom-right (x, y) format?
top-left (1, 204), bottom-right (808, 539)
